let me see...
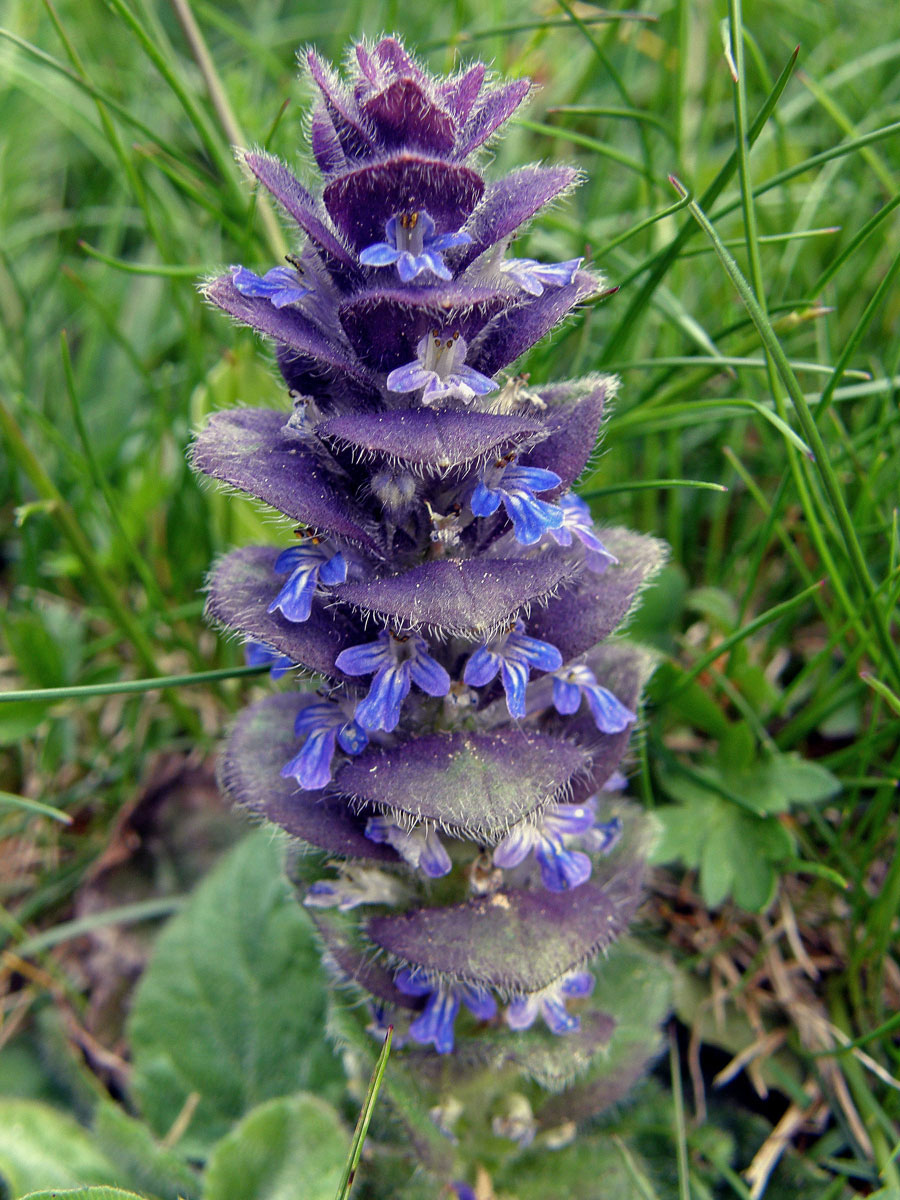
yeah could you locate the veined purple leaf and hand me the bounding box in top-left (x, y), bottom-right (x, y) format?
top-left (456, 165), bottom-right (580, 270)
top-left (238, 151), bottom-right (356, 270)
top-left (331, 551), bottom-right (579, 635)
top-left (338, 284), bottom-right (512, 372)
top-left (334, 730), bottom-right (588, 837)
top-left (527, 530), bottom-right (667, 659)
top-left (361, 78), bottom-right (456, 153)
top-left (322, 155), bottom-right (484, 249)
top-left (221, 693), bottom-right (395, 860)
top-left (472, 271), bottom-right (601, 377)
top-left (203, 274), bottom-right (373, 387)
top-left (438, 63), bottom-right (486, 123)
top-left (310, 909), bottom-right (420, 1008)
top-left (206, 546), bottom-right (364, 678)
top-left (367, 863), bottom-right (644, 992)
top-left (316, 408), bottom-right (543, 471)
top-left (456, 78), bottom-right (532, 158)
top-left (190, 409), bottom-right (379, 551)
top-left (306, 49), bottom-right (376, 159)
top-left (521, 378), bottom-right (609, 494)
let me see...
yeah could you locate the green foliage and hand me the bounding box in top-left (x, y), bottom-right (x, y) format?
top-left (653, 734), bottom-right (841, 910)
top-left (203, 1093), bottom-right (349, 1200)
top-left (127, 831), bottom-right (342, 1157)
top-left (20, 1192), bottom-right (150, 1200)
top-left (495, 1132), bottom-right (652, 1200)
top-left (0, 1101), bottom-right (119, 1198)
top-left (94, 1102), bottom-right (201, 1200)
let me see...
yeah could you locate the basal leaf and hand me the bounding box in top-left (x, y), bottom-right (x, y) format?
top-left (203, 1093), bottom-right (349, 1200)
top-left (128, 831), bottom-right (342, 1157)
top-left (0, 1100), bottom-right (119, 1198)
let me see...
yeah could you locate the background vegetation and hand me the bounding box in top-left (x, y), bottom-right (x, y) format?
top-left (0, 0), bottom-right (898, 1196)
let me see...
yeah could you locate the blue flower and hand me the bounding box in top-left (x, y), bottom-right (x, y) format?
top-left (365, 815), bottom-right (451, 878)
top-left (493, 799), bottom-right (595, 892)
top-left (470, 459), bottom-right (563, 545)
top-left (335, 630), bottom-right (451, 732)
top-left (505, 971), bottom-right (594, 1035)
top-left (499, 255), bottom-right (582, 296)
top-left (359, 210), bottom-right (471, 282)
top-left (280, 700), bottom-right (367, 789)
top-left (548, 492), bottom-right (617, 573)
top-left (395, 968), bottom-right (497, 1054)
top-left (386, 330), bottom-right (497, 406)
top-left (268, 538), bottom-right (347, 623)
top-left (244, 640), bottom-right (294, 679)
top-left (463, 620), bottom-right (562, 718)
top-left (231, 263), bottom-right (311, 307)
top-left (581, 814), bottom-right (623, 855)
top-left (552, 664), bottom-right (635, 734)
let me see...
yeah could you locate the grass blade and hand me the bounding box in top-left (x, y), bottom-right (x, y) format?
top-left (334, 1025), bottom-right (393, 1200)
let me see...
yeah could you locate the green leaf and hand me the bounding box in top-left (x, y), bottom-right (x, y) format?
top-left (20, 1191), bottom-right (151, 1200)
top-left (203, 1094), bottom-right (349, 1200)
top-left (94, 1101), bottom-right (201, 1200)
top-left (765, 753), bottom-right (842, 804)
top-left (0, 1100), bottom-right (119, 1197)
top-left (496, 1130), bottom-right (654, 1200)
top-left (128, 831), bottom-right (342, 1157)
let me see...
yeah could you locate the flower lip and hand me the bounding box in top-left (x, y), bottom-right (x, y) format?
top-left (230, 260), bottom-right (311, 308)
top-left (386, 329), bottom-right (497, 406)
top-left (359, 209), bottom-right (472, 282)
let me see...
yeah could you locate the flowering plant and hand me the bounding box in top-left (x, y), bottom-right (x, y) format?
top-left (193, 36), bottom-right (667, 1188)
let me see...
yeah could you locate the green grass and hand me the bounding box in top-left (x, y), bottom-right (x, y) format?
top-left (1, 1), bottom-right (898, 1196)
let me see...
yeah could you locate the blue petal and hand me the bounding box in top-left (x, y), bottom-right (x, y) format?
top-left (294, 701), bottom-right (340, 737)
top-left (386, 361), bottom-right (432, 393)
top-left (454, 364), bottom-right (497, 395)
top-left (396, 251), bottom-right (423, 282)
top-left (281, 725), bottom-right (339, 789)
top-left (409, 989), bottom-right (460, 1054)
top-left (561, 971), bottom-right (595, 999)
top-left (460, 983), bottom-right (497, 1021)
top-left (355, 664), bottom-right (411, 731)
top-left (273, 543), bottom-right (321, 573)
top-left (552, 677), bottom-right (582, 715)
top-left (535, 836), bottom-right (592, 892)
top-left (335, 637), bottom-right (392, 676)
top-left (463, 646), bottom-right (501, 688)
top-left (499, 656), bottom-right (529, 718)
top-left (408, 650), bottom-right (451, 697)
top-left (419, 829), bottom-right (452, 878)
top-left (586, 816), bottom-right (623, 854)
top-left (429, 230), bottom-right (472, 252)
top-left (267, 565), bottom-right (318, 622)
top-left (543, 800), bottom-right (596, 838)
top-left (503, 491), bottom-right (563, 546)
top-left (492, 822), bottom-right (537, 869)
top-left (509, 631), bottom-right (562, 672)
top-left (584, 684), bottom-right (636, 733)
top-left (244, 641), bottom-right (294, 679)
top-left (359, 242), bottom-right (401, 266)
top-left (394, 966), bottom-right (433, 997)
top-left (505, 995), bottom-right (540, 1031)
top-left (470, 481), bottom-right (501, 518)
top-left (541, 994), bottom-right (580, 1035)
top-left (337, 720), bottom-right (368, 755)
top-left (318, 552), bottom-right (348, 585)
top-left (504, 465), bottom-right (562, 495)
top-left (422, 250), bottom-right (452, 280)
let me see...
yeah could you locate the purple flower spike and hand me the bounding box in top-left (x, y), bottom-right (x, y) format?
top-left (280, 700), bottom-right (367, 790)
top-left (365, 815), bottom-right (451, 878)
top-left (470, 459), bottom-right (564, 545)
top-left (463, 619), bottom-right (562, 718)
top-left (396, 968), bottom-right (497, 1054)
top-left (552, 665), bottom-right (636, 734)
top-left (493, 800), bottom-right (595, 892)
top-left (499, 255), bottom-right (582, 297)
top-left (336, 630), bottom-right (450, 732)
top-left (267, 538), bottom-right (347, 624)
top-left (359, 210), bottom-right (471, 281)
top-left (386, 330), bottom-right (497, 405)
top-left (244, 640), bottom-right (294, 679)
top-left (230, 263), bottom-right (311, 308)
top-left (505, 971), bottom-right (595, 1036)
top-left (549, 492), bottom-right (618, 573)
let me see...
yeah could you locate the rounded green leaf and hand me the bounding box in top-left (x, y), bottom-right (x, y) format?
top-left (0, 1100), bottom-right (119, 1198)
top-left (20, 1191), bottom-right (150, 1200)
top-left (203, 1094), bottom-right (349, 1200)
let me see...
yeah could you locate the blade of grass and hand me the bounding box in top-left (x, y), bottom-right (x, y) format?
top-left (0, 663), bottom-right (268, 704)
top-left (0, 396), bottom-right (201, 735)
top-left (77, 242), bottom-right (202, 276)
top-left (334, 1026), bottom-right (393, 1200)
top-left (0, 790), bottom-right (73, 825)
top-left (600, 44), bottom-right (800, 362)
top-left (15, 897), bottom-right (186, 957)
top-left (579, 478), bottom-right (727, 499)
top-left (672, 179), bottom-right (900, 692)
